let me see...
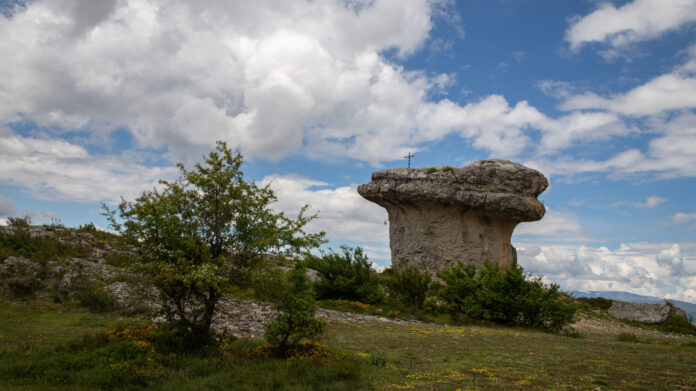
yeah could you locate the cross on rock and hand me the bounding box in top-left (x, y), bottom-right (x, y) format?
top-left (404, 152), bottom-right (415, 168)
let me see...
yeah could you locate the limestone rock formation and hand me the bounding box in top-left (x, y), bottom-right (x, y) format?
top-left (357, 159), bottom-right (548, 273)
top-left (608, 301), bottom-right (687, 324)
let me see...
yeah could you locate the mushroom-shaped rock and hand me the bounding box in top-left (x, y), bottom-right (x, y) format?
top-left (357, 159), bottom-right (548, 273)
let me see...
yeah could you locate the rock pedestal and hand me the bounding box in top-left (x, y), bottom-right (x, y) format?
top-left (357, 159), bottom-right (548, 273)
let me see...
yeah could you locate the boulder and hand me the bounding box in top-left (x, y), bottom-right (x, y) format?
top-left (357, 159), bottom-right (548, 273)
top-left (608, 301), bottom-right (687, 324)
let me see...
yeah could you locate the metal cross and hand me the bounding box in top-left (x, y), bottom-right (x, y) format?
top-left (404, 152), bottom-right (415, 168)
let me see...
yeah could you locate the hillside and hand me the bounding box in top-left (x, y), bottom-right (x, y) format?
top-left (1, 224), bottom-right (696, 390)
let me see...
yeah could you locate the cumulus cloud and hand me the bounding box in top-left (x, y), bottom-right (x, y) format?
top-left (565, 0), bottom-right (696, 55)
top-left (0, 135), bottom-right (178, 202)
top-left (0, 0), bottom-right (503, 165)
top-left (513, 209), bottom-right (587, 241)
top-left (516, 241), bottom-right (696, 302)
top-left (0, 0), bottom-right (634, 168)
top-left (633, 196), bottom-right (666, 208)
top-left (258, 174), bottom-right (388, 243)
top-left (528, 110), bottom-right (696, 179)
top-left (0, 194), bottom-right (15, 217)
top-left (560, 59), bottom-right (696, 116)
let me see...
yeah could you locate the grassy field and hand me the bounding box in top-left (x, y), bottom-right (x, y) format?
top-left (0, 299), bottom-right (695, 390)
top-left (325, 321), bottom-right (696, 390)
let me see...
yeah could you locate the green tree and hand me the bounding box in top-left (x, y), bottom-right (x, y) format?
top-left (104, 141), bottom-right (325, 346)
top-left (265, 263), bottom-right (327, 354)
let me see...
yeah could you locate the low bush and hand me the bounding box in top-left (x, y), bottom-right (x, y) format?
top-left (437, 261), bottom-right (577, 332)
top-left (616, 333), bottom-right (640, 343)
top-left (308, 246), bottom-right (384, 304)
top-left (0, 324), bottom-right (369, 390)
top-left (7, 216), bottom-right (31, 228)
top-left (0, 226), bottom-right (89, 263)
top-left (75, 282), bottom-right (117, 313)
top-left (660, 309), bottom-right (696, 335)
top-left (576, 296), bottom-right (613, 310)
top-left (381, 265), bottom-right (434, 309)
top-left (6, 278), bottom-right (37, 298)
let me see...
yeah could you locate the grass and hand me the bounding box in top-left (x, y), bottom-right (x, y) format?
top-left (0, 299), bottom-right (129, 351)
top-left (323, 321), bottom-right (696, 390)
top-left (1, 299), bottom-right (695, 390)
top-left (0, 300), bottom-right (372, 390)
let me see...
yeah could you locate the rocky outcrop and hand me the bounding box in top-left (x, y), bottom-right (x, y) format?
top-left (358, 159), bottom-right (548, 273)
top-left (608, 301), bottom-right (687, 324)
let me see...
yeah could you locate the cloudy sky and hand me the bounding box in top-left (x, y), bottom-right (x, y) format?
top-left (1, 0), bottom-right (695, 302)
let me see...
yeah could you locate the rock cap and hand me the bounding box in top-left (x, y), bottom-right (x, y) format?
top-left (358, 159), bottom-right (548, 222)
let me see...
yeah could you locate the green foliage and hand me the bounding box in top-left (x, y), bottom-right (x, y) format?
top-left (369, 352), bottom-right (387, 367)
top-left (7, 215), bottom-right (31, 227)
top-left (247, 266), bottom-right (290, 302)
top-left (437, 263), bottom-right (482, 315)
top-left (0, 226), bottom-right (87, 263)
top-left (661, 308), bottom-right (696, 335)
top-left (6, 278), bottom-right (37, 297)
top-left (265, 263), bottom-right (327, 354)
top-left (617, 333), bottom-right (640, 343)
top-left (77, 222), bottom-right (98, 233)
top-left (437, 261), bottom-right (577, 332)
top-left (75, 282), bottom-right (117, 313)
top-left (103, 141), bottom-right (324, 346)
top-left (382, 265), bottom-right (433, 309)
top-left (308, 246), bottom-right (384, 304)
top-left (576, 296), bottom-right (614, 310)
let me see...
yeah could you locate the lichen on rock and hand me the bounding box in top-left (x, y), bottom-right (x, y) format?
top-left (357, 159), bottom-right (548, 273)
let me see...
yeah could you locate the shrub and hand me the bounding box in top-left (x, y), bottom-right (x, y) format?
top-left (617, 333), bottom-right (640, 343)
top-left (77, 222), bottom-right (98, 233)
top-left (576, 296), bottom-right (613, 310)
top-left (7, 216), bottom-right (31, 227)
top-left (437, 263), bottom-right (482, 316)
top-left (75, 282), bottom-right (117, 313)
top-left (7, 278), bottom-right (36, 297)
top-left (661, 307), bottom-right (696, 335)
top-left (382, 265), bottom-right (433, 309)
top-left (265, 263), bottom-right (326, 355)
top-left (0, 226), bottom-right (88, 263)
top-left (103, 141), bottom-right (325, 346)
top-left (308, 246), bottom-right (384, 304)
top-left (437, 261), bottom-right (577, 332)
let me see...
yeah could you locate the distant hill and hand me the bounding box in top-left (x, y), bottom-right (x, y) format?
top-left (570, 290), bottom-right (696, 322)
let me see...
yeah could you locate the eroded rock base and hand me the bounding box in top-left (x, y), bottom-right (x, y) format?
top-left (387, 203), bottom-right (517, 273)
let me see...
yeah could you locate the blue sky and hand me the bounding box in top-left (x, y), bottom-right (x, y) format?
top-left (1, 0), bottom-right (696, 301)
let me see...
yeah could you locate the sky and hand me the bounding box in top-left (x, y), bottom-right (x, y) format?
top-left (0, 0), bottom-right (695, 302)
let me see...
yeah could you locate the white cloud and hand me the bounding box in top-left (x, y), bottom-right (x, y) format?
top-left (370, 262), bottom-right (386, 273)
top-left (566, 0), bottom-right (696, 54)
top-left (514, 209), bottom-right (587, 241)
top-left (23, 210), bottom-right (61, 224)
top-left (673, 212), bottom-right (696, 224)
top-left (259, 174), bottom-right (388, 243)
top-left (560, 70), bottom-right (696, 116)
top-left (633, 196), bottom-right (666, 208)
top-left (517, 241), bottom-right (696, 302)
top-left (0, 0), bottom-right (496, 165)
top-left (1, 0), bottom-right (616, 166)
top-left (0, 135), bottom-right (178, 202)
top-left (0, 194), bottom-right (15, 217)
top-left (527, 111), bottom-right (696, 179)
